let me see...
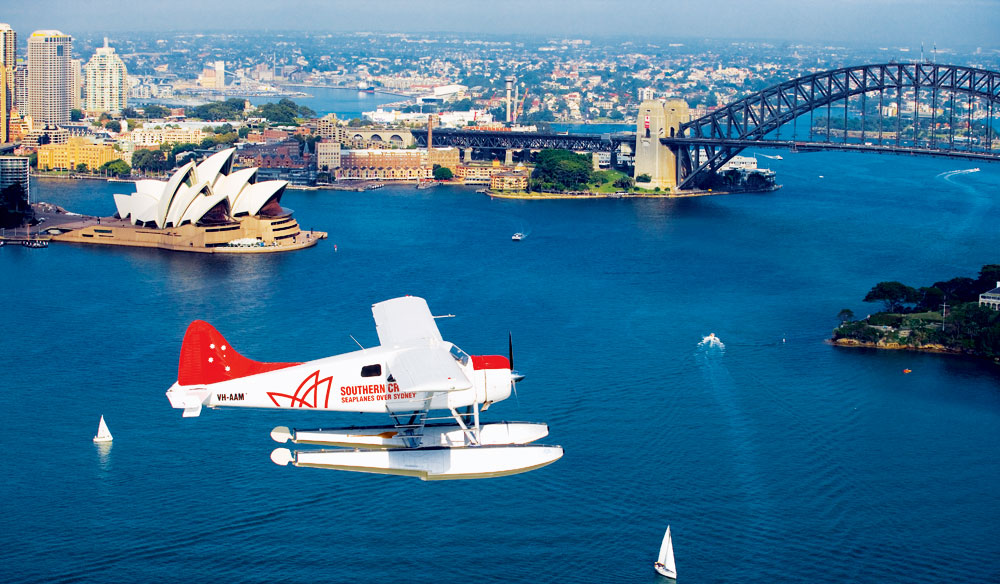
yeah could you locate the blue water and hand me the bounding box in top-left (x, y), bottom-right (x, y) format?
top-left (247, 86), bottom-right (407, 119)
top-left (3, 152), bottom-right (1000, 583)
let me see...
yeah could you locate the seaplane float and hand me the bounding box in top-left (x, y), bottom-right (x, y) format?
top-left (165, 296), bottom-right (562, 480)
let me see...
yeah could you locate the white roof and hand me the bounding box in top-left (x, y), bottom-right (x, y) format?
top-left (114, 149), bottom-right (281, 228)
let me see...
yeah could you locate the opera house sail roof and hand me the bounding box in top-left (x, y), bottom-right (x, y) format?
top-left (113, 148), bottom-right (287, 228)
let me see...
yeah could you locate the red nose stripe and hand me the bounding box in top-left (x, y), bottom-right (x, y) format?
top-left (177, 320), bottom-right (300, 385)
top-left (471, 355), bottom-right (510, 370)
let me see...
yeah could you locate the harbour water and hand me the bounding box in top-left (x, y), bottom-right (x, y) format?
top-left (3, 151), bottom-right (999, 583)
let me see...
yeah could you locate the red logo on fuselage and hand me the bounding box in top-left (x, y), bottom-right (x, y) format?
top-left (267, 370), bottom-right (334, 409)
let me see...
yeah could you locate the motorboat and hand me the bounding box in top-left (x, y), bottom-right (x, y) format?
top-left (512, 232), bottom-right (525, 241)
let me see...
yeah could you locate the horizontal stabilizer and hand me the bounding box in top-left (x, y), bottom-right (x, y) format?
top-left (177, 320), bottom-right (300, 386)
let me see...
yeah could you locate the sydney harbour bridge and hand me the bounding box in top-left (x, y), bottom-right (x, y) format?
top-left (414, 63), bottom-right (1000, 191)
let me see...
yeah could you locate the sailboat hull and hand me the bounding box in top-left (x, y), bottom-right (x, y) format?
top-left (654, 563), bottom-right (677, 579)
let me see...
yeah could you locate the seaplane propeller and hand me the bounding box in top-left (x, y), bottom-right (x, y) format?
top-left (509, 331), bottom-right (524, 404)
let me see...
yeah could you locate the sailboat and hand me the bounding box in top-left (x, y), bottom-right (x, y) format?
top-left (93, 415), bottom-right (113, 443)
top-left (654, 525), bottom-right (677, 579)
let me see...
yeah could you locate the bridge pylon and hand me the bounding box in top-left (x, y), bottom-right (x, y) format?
top-left (635, 99), bottom-right (688, 190)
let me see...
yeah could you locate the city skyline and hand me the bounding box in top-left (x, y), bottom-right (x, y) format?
top-left (3, 0), bottom-right (999, 48)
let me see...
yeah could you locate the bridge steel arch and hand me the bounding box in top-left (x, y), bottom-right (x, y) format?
top-left (669, 63), bottom-right (1000, 190)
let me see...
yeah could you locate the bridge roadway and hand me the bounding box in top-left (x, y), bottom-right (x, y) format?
top-left (662, 138), bottom-right (1000, 162)
top-left (413, 127), bottom-right (633, 151)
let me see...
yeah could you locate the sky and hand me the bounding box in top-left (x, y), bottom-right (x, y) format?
top-left (3, 0), bottom-right (999, 48)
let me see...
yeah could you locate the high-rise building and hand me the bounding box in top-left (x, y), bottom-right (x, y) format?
top-left (0, 23), bottom-right (16, 142)
top-left (0, 155), bottom-right (30, 203)
top-left (71, 58), bottom-right (82, 111)
top-left (27, 30), bottom-right (73, 126)
top-left (1, 67), bottom-right (7, 143)
top-left (214, 60), bottom-right (225, 90)
top-left (14, 63), bottom-right (27, 111)
top-left (83, 38), bottom-right (127, 114)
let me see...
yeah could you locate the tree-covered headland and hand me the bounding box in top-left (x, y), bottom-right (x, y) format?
top-left (832, 264), bottom-right (1000, 359)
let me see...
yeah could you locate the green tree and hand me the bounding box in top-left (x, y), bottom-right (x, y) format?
top-left (100, 159), bottom-right (131, 177)
top-left (530, 149), bottom-right (593, 191)
top-left (142, 104), bottom-right (170, 118)
top-left (837, 308), bottom-right (855, 323)
top-left (433, 166), bottom-right (453, 180)
top-left (863, 281), bottom-right (920, 313)
top-left (132, 149), bottom-right (167, 173)
top-left (105, 120), bottom-right (121, 133)
top-left (70, 108), bottom-right (83, 121)
top-left (255, 98), bottom-right (315, 125)
top-left (76, 163), bottom-right (89, 173)
top-left (0, 182), bottom-right (31, 228)
top-left (635, 173), bottom-right (652, 183)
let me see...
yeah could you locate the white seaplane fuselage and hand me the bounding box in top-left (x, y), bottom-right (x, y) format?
top-left (166, 341), bottom-right (512, 417)
top-left (165, 296), bottom-right (563, 480)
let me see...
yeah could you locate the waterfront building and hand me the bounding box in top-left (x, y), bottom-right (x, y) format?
top-left (0, 155), bottom-right (29, 201)
top-left (36, 136), bottom-right (119, 171)
top-left (83, 38), bottom-right (128, 114)
top-left (427, 146), bottom-right (459, 171)
top-left (54, 147), bottom-right (324, 254)
top-left (980, 283), bottom-right (1000, 310)
top-left (27, 30), bottom-right (73, 126)
top-left (316, 141), bottom-right (341, 171)
top-left (337, 149), bottom-right (431, 181)
top-left (455, 159), bottom-right (509, 185)
top-left (489, 170), bottom-right (529, 192)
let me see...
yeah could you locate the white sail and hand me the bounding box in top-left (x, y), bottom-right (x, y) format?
top-left (655, 525), bottom-right (676, 579)
top-left (93, 415), bottom-right (113, 443)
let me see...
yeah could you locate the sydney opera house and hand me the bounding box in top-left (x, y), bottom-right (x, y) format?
top-left (52, 148), bottom-right (325, 253)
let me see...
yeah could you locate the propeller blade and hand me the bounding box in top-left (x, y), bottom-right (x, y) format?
top-left (509, 331), bottom-right (521, 406)
top-left (508, 331), bottom-right (514, 371)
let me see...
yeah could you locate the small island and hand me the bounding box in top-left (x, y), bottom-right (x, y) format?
top-left (831, 264), bottom-right (1000, 362)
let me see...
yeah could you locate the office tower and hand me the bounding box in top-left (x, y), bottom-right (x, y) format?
top-left (0, 155), bottom-right (30, 203)
top-left (0, 23), bottom-right (15, 141)
top-left (27, 30), bottom-right (73, 126)
top-left (84, 38), bottom-right (127, 114)
top-left (71, 58), bottom-right (82, 111)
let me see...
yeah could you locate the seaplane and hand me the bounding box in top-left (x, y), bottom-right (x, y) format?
top-left (165, 296), bottom-right (562, 480)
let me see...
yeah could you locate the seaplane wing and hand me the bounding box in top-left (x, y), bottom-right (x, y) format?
top-left (388, 346), bottom-right (471, 394)
top-left (372, 296), bottom-right (442, 347)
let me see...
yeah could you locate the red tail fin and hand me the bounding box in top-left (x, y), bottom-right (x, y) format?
top-left (177, 320), bottom-right (299, 386)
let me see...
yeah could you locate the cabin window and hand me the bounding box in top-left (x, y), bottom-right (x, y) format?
top-left (449, 345), bottom-right (470, 366)
top-left (361, 364), bottom-right (381, 377)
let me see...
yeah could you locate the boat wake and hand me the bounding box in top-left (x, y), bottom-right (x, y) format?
top-left (697, 333), bottom-right (725, 351)
top-left (936, 168), bottom-right (981, 182)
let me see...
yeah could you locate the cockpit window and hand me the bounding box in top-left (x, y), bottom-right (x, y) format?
top-left (449, 345), bottom-right (470, 366)
top-left (361, 364), bottom-right (382, 377)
